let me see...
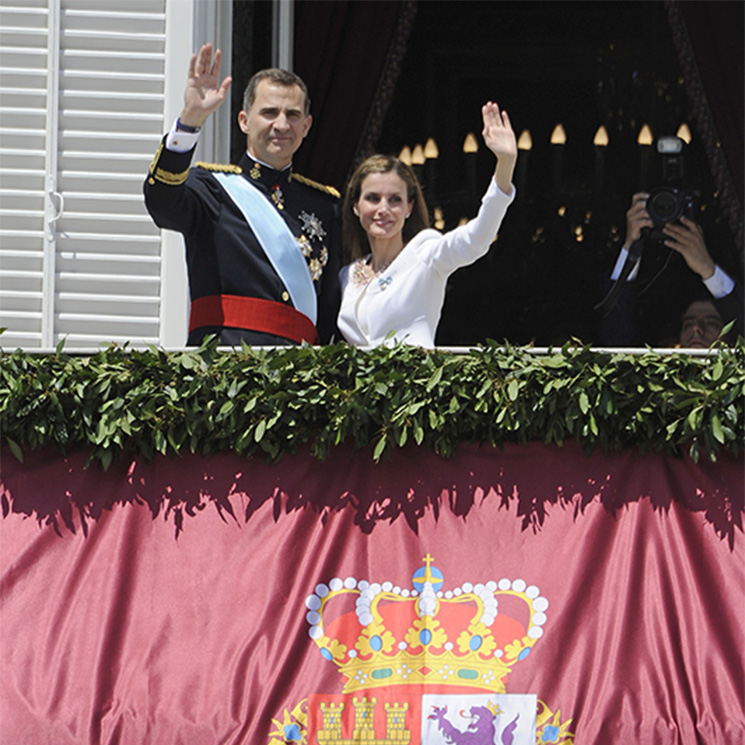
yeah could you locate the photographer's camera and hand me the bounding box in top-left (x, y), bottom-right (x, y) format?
top-left (647, 186), bottom-right (699, 228)
top-left (643, 136), bottom-right (700, 242)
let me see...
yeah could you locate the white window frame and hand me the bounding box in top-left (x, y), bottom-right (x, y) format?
top-left (160, 0), bottom-right (232, 346)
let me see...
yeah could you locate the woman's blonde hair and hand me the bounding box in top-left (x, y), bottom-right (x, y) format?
top-left (342, 155), bottom-right (430, 263)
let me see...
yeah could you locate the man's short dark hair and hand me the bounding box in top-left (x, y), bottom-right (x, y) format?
top-left (242, 69), bottom-right (311, 116)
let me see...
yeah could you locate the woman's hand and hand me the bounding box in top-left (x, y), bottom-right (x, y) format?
top-left (482, 101), bottom-right (517, 194)
top-left (482, 101), bottom-right (517, 160)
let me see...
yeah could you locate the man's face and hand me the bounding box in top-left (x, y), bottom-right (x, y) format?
top-left (238, 80), bottom-right (312, 170)
top-left (679, 300), bottom-right (724, 348)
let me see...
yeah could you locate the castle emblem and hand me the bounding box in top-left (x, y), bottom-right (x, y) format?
top-left (316, 696), bottom-right (410, 744)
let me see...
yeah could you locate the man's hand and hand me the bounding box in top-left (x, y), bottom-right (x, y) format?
top-left (663, 216), bottom-right (715, 279)
top-left (180, 43), bottom-right (232, 128)
top-left (624, 192), bottom-right (653, 245)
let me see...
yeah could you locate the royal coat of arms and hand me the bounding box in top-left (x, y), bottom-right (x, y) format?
top-left (269, 555), bottom-right (574, 744)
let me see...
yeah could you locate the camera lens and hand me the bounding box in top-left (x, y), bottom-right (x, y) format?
top-left (647, 187), bottom-right (682, 224)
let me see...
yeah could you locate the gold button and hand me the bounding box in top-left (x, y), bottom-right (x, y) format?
top-left (281, 291), bottom-right (290, 302)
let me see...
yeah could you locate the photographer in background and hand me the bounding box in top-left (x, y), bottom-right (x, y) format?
top-left (598, 136), bottom-right (743, 347)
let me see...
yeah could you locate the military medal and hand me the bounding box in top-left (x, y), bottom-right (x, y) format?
top-left (309, 258), bottom-right (322, 281)
top-left (299, 211), bottom-right (327, 240)
top-left (296, 234), bottom-right (328, 282)
top-left (271, 184), bottom-right (284, 210)
top-left (296, 234), bottom-right (313, 257)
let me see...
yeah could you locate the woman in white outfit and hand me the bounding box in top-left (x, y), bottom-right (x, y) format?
top-left (337, 101), bottom-right (517, 347)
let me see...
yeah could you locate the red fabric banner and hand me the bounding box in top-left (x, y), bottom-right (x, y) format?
top-left (1, 442), bottom-right (743, 744)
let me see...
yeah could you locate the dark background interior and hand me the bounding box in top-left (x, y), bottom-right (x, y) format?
top-left (231, 0), bottom-right (743, 347)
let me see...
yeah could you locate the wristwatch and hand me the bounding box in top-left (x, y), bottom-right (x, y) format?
top-left (176, 117), bottom-right (201, 134)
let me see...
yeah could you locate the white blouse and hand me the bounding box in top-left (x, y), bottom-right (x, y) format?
top-left (338, 178), bottom-right (515, 347)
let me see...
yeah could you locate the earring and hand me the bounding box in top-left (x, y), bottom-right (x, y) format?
top-left (353, 209), bottom-right (360, 216)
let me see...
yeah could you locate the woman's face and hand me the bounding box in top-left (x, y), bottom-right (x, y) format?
top-left (354, 172), bottom-right (413, 243)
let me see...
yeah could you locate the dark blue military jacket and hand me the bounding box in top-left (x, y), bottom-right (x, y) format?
top-left (144, 138), bottom-right (341, 345)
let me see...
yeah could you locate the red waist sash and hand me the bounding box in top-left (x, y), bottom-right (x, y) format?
top-left (189, 294), bottom-right (319, 344)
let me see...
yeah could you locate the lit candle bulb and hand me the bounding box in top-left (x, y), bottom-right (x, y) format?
top-left (637, 123), bottom-right (653, 190)
top-left (463, 132), bottom-right (478, 198)
top-left (550, 124), bottom-right (566, 193)
top-left (593, 125), bottom-right (609, 196)
top-left (398, 145), bottom-right (412, 166)
top-left (411, 143), bottom-right (425, 182)
top-left (517, 129), bottom-right (532, 199)
top-left (676, 123), bottom-right (692, 144)
top-left (423, 138), bottom-right (439, 201)
top-left (462, 133), bottom-right (479, 152)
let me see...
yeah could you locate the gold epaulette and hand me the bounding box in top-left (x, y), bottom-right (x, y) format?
top-left (291, 173), bottom-right (340, 198)
top-left (195, 162), bottom-right (243, 174)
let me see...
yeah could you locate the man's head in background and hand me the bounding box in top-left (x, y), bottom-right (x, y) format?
top-left (679, 299), bottom-right (724, 348)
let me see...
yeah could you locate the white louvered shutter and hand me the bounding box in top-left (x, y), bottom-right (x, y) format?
top-left (0, 0), bottom-right (51, 348)
top-left (0, 0), bottom-right (235, 350)
top-left (53, 0), bottom-right (168, 347)
top-left (0, 0), bottom-right (186, 350)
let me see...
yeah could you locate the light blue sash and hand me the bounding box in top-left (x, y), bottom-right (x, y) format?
top-left (213, 172), bottom-right (317, 324)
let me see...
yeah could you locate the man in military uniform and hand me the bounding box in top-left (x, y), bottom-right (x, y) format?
top-left (144, 43), bottom-right (341, 345)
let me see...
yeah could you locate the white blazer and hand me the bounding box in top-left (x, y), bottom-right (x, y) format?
top-left (338, 178), bottom-right (515, 347)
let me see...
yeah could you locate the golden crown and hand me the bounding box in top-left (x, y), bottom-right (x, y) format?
top-left (305, 554), bottom-right (548, 693)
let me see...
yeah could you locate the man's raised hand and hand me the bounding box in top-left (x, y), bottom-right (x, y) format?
top-left (181, 43), bottom-right (232, 128)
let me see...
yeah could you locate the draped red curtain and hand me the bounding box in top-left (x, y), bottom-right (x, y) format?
top-left (291, 0), bottom-right (416, 190)
top-left (1, 442), bottom-right (743, 744)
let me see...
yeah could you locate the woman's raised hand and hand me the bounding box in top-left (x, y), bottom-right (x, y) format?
top-left (481, 101), bottom-right (517, 160)
top-left (482, 101), bottom-right (517, 194)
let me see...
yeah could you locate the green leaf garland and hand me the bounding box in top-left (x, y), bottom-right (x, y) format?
top-left (1, 338), bottom-right (742, 468)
